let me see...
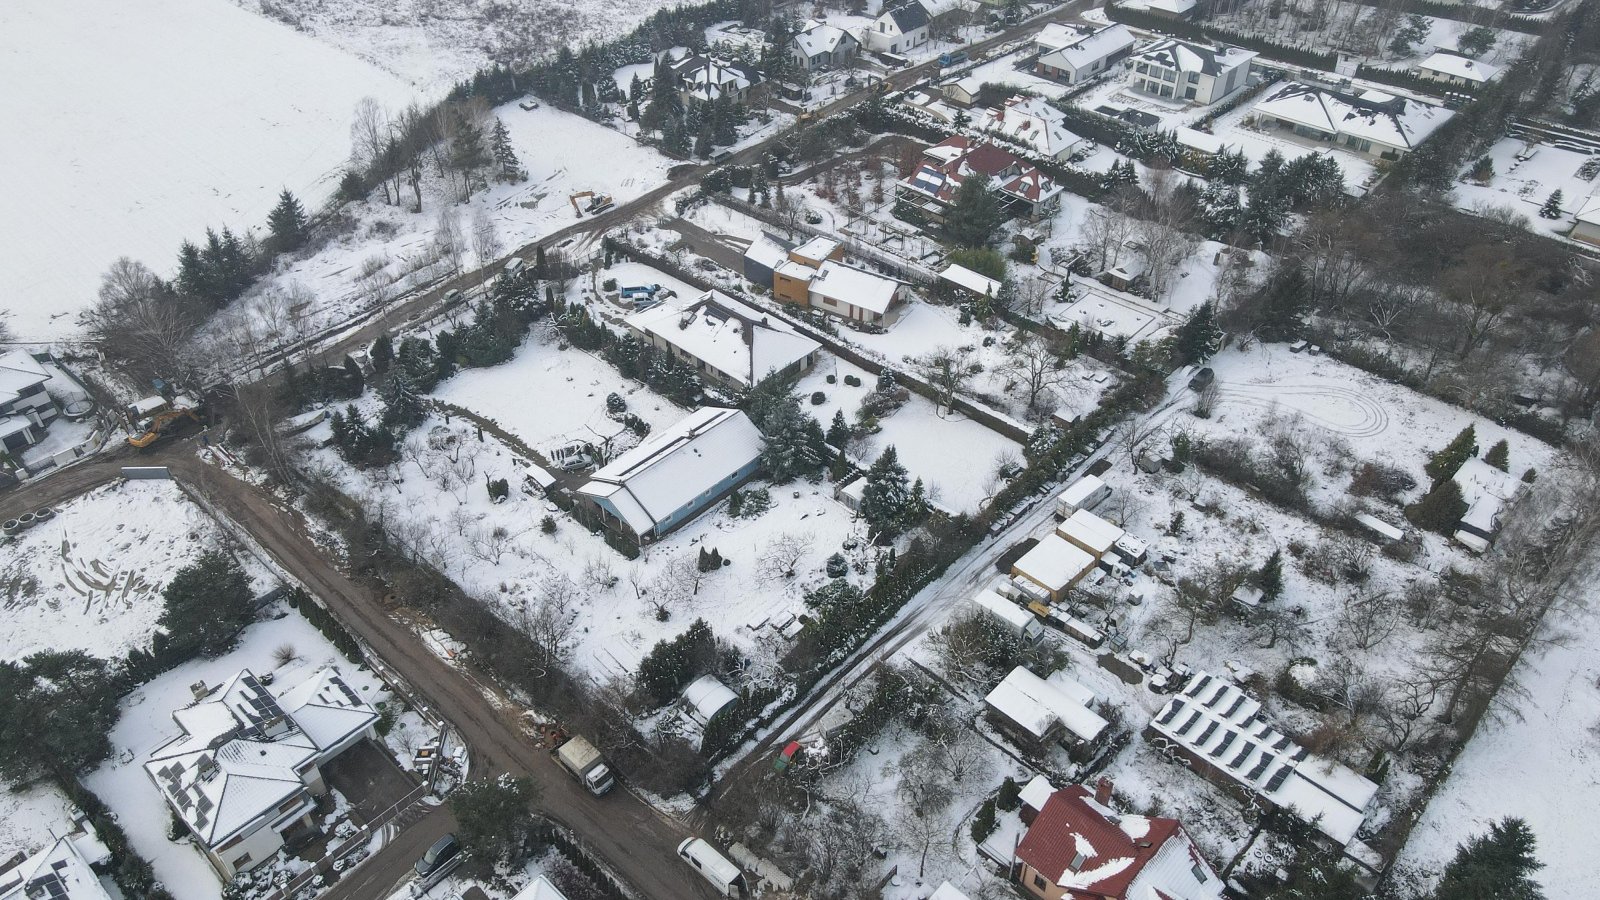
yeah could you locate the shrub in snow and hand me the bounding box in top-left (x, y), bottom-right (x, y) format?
top-left (541, 515), bottom-right (558, 534)
top-left (843, 374), bottom-right (862, 387)
top-left (826, 374), bottom-right (837, 384)
top-left (810, 391), bottom-right (826, 405)
top-left (826, 552), bottom-right (848, 578)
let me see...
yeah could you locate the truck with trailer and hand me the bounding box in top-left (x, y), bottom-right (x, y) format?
top-left (553, 735), bottom-right (615, 796)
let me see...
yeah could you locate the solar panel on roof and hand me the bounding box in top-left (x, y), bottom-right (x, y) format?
top-left (1184, 674), bottom-right (1212, 697)
top-left (1272, 734), bottom-right (1293, 751)
top-left (196, 795), bottom-right (214, 814)
top-left (1203, 683), bottom-right (1230, 709)
top-left (1246, 754), bottom-right (1273, 781)
top-left (1213, 730), bottom-right (1236, 756)
top-left (1156, 703), bottom-right (1182, 726)
top-left (1229, 742), bottom-right (1255, 769)
top-left (1223, 695), bottom-right (1247, 719)
top-left (336, 679), bottom-right (361, 706)
top-left (1177, 710), bottom-right (1203, 736)
top-left (1291, 745), bottom-right (1309, 761)
top-left (175, 792), bottom-right (192, 810)
top-left (1264, 764), bottom-right (1293, 792)
top-left (28, 872), bottom-right (67, 900)
top-left (1195, 721), bottom-right (1218, 745)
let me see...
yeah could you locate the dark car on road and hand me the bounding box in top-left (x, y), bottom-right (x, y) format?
top-left (415, 833), bottom-right (463, 885)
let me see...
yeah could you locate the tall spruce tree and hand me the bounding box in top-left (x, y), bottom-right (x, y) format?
top-left (488, 118), bottom-right (524, 183)
top-left (1484, 439), bottom-right (1510, 472)
top-left (1175, 301), bottom-right (1223, 364)
top-left (450, 109), bottom-right (490, 199)
top-left (266, 188), bottom-right (309, 254)
top-left (1425, 425), bottom-right (1478, 485)
top-left (1257, 549), bottom-right (1284, 601)
top-left (1431, 818), bottom-right (1545, 900)
top-left (945, 174), bottom-right (1004, 248)
top-left (1539, 189), bottom-right (1564, 219)
top-left (860, 445), bottom-right (914, 539)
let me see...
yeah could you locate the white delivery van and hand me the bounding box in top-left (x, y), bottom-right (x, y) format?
top-left (677, 838), bottom-right (748, 897)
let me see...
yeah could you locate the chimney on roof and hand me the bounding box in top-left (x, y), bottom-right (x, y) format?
top-left (190, 680), bottom-right (209, 702)
top-left (1095, 776), bottom-right (1114, 805)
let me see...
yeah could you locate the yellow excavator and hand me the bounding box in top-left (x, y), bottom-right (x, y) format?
top-left (568, 191), bottom-right (614, 218)
top-left (127, 407), bottom-right (203, 449)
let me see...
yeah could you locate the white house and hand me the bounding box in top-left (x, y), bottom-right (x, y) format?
top-left (577, 407), bottom-right (764, 542)
top-left (1147, 672), bottom-right (1379, 847)
top-left (972, 95), bottom-right (1086, 160)
top-left (511, 875), bottom-right (572, 900)
top-left (1035, 23), bottom-right (1136, 85)
top-left (1056, 508), bottom-right (1124, 561)
top-left (863, 0), bottom-right (965, 54)
top-left (1251, 81), bottom-right (1454, 160)
top-left (1127, 39), bottom-right (1257, 105)
top-left (985, 666), bottom-right (1108, 747)
top-left (0, 815), bottom-right (114, 900)
top-left (1415, 50), bottom-right (1501, 87)
top-left (143, 668), bottom-right (379, 879)
top-left (625, 290), bottom-right (820, 391)
top-left (792, 20), bottom-right (860, 71)
top-left (670, 53), bottom-right (763, 104)
top-left (1452, 457), bottom-right (1522, 551)
top-left (0, 350), bottom-right (59, 454)
top-left (1573, 193), bottom-right (1600, 246)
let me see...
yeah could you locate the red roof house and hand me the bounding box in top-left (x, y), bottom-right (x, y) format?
top-left (1012, 782), bottom-right (1222, 900)
top-left (896, 135), bottom-right (1062, 221)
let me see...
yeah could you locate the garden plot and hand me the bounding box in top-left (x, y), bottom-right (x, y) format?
top-left (2, 0), bottom-right (417, 341)
top-left (0, 780), bottom-right (79, 861)
top-left (0, 479), bottom-right (248, 663)
top-left (796, 353), bottom-right (1024, 514)
top-left (1453, 137), bottom-right (1600, 235)
top-left (208, 101), bottom-right (674, 361)
top-left (83, 608), bottom-right (398, 900)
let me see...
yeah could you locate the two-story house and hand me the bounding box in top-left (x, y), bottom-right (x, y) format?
top-left (1127, 39), bottom-right (1256, 105)
top-left (0, 351), bottom-right (60, 454)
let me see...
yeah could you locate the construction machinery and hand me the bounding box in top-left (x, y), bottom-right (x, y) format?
top-left (568, 191), bottom-right (615, 218)
top-left (127, 407), bottom-right (202, 449)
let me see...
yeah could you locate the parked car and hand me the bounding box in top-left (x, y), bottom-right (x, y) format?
top-left (414, 833), bottom-right (463, 886)
top-left (1188, 367), bottom-right (1215, 391)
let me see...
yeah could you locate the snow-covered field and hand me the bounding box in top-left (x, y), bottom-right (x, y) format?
top-left (84, 609), bottom-right (396, 900)
top-left (1453, 136), bottom-right (1600, 236)
top-left (1393, 581), bottom-right (1600, 896)
top-left (0, 780), bottom-right (79, 859)
top-left (0, 479), bottom-right (244, 663)
top-left (2, 0), bottom-right (417, 341)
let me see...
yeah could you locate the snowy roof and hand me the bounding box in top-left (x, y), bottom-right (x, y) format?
top-left (1417, 51), bottom-right (1501, 83)
top-left (927, 883), bottom-right (971, 900)
top-left (939, 263), bottom-right (1002, 298)
top-left (743, 235), bottom-right (792, 271)
top-left (1015, 785), bottom-right (1220, 899)
top-left (1034, 23), bottom-right (1084, 53)
top-left (1019, 774), bottom-right (1056, 812)
top-left (986, 666), bottom-right (1107, 742)
top-left (794, 21), bottom-right (856, 58)
top-left (0, 351), bottom-right (50, 407)
top-left (1578, 193), bottom-right (1600, 226)
top-left (1149, 673), bottom-right (1378, 845)
top-left (579, 408), bottom-right (763, 537)
top-left (627, 290), bottom-right (820, 389)
top-left (1057, 509), bottom-right (1124, 556)
top-left (1144, 0), bottom-right (1197, 13)
top-left (0, 827), bottom-right (116, 900)
top-left (511, 875), bottom-right (572, 900)
top-left (1132, 39), bottom-right (1255, 76)
top-left (144, 666), bottom-right (376, 848)
top-left (904, 135), bottom-right (1062, 207)
top-left (792, 236), bottom-right (842, 262)
top-left (1012, 534), bottom-right (1097, 591)
top-left (1037, 24), bottom-right (1136, 74)
top-left (683, 675), bottom-right (739, 725)
top-left (972, 588), bottom-right (1037, 632)
top-left (1454, 458), bottom-right (1518, 535)
top-left (881, 0), bottom-right (930, 34)
top-left (671, 53), bottom-right (761, 103)
top-left (524, 462), bottom-right (558, 490)
top-left (975, 96), bottom-right (1084, 158)
top-left (808, 261), bottom-right (905, 315)
top-left (1174, 126), bottom-right (1233, 155)
top-left (1253, 82), bottom-right (1453, 151)
top-left (1058, 475), bottom-right (1107, 509)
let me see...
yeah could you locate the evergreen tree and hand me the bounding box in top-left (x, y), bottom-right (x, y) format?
top-left (488, 118), bottom-right (525, 183)
top-left (450, 776), bottom-right (540, 873)
top-left (1484, 438), bottom-right (1510, 472)
top-left (1539, 189), bottom-right (1564, 219)
top-left (266, 188), bottom-right (309, 254)
top-left (1426, 425), bottom-right (1479, 485)
top-left (380, 374), bottom-right (426, 431)
top-left (176, 240), bottom-right (210, 302)
top-left (1431, 818), bottom-right (1545, 900)
top-left (342, 354), bottom-right (365, 394)
top-left (636, 619), bottom-right (715, 706)
top-left (156, 551), bottom-right (255, 660)
top-left (370, 333), bottom-right (394, 374)
top-left (945, 174), bottom-right (1004, 248)
top-left (1207, 148), bottom-right (1250, 185)
top-left (1175, 301), bottom-right (1223, 364)
top-left (1199, 181), bottom-right (1243, 236)
top-left (1407, 478), bottom-right (1468, 533)
top-left (1257, 548), bottom-right (1284, 601)
top-left (825, 410), bottom-right (851, 450)
top-left (0, 651), bottom-right (123, 782)
top-left (695, 126), bottom-right (713, 159)
top-left (860, 445), bottom-right (914, 539)
top-left (450, 109), bottom-right (490, 199)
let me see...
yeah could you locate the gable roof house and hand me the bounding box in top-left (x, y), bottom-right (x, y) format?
top-left (1451, 457), bottom-right (1524, 552)
top-left (625, 290), bottom-right (820, 392)
top-left (792, 20), bottom-right (860, 71)
top-left (1147, 672), bottom-right (1379, 849)
top-left (768, 235), bottom-right (913, 328)
top-left (1250, 82), bottom-right (1454, 160)
top-left (985, 667), bottom-right (1109, 752)
top-left (1035, 24), bottom-right (1136, 86)
top-left (0, 351), bottom-right (59, 454)
top-left (897, 135), bottom-right (1064, 224)
top-left (974, 95), bottom-right (1087, 160)
top-left (863, 1), bottom-right (933, 54)
top-left (143, 667), bottom-right (379, 879)
top-left (1414, 50), bottom-right (1501, 88)
top-left (0, 814), bottom-right (115, 900)
top-left (1012, 781), bottom-right (1223, 900)
top-left (1128, 39), bottom-right (1256, 105)
top-left (577, 407), bottom-right (764, 543)
top-left (671, 53), bottom-right (764, 104)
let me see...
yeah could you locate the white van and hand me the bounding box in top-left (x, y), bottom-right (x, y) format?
top-left (677, 838), bottom-right (748, 898)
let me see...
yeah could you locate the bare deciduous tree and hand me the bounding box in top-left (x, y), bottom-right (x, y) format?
top-left (759, 531), bottom-right (815, 581)
top-left (1003, 332), bottom-right (1067, 413)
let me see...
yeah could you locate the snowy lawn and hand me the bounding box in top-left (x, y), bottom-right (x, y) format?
top-left (0, 479), bottom-right (259, 663)
top-left (0, 780), bottom-right (79, 861)
top-left (1452, 136), bottom-right (1600, 236)
top-left (1, 0), bottom-right (416, 341)
top-left (83, 608), bottom-right (396, 900)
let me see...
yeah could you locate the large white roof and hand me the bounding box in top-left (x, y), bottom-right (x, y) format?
top-left (1133, 38), bottom-right (1255, 76)
top-left (0, 829), bottom-right (115, 900)
top-left (1254, 82), bottom-right (1453, 150)
top-left (1012, 534), bottom-right (1097, 590)
top-left (1577, 192), bottom-right (1600, 225)
top-left (974, 96), bottom-right (1083, 157)
top-left (971, 588), bottom-right (1036, 631)
top-left (1037, 24), bottom-right (1135, 73)
top-left (939, 262), bottom-right (1002, 298)
top-left (808, 261), bottom-right (904, 315)
top-left (578, 407), bottom-right (763, 537)
top-left (1058, 509), bottom-right (1124, 556)
top-left (986, 666), bottom-right (1107, 742)
top-left (1149, 673), bottom-right (1377, 845)
top-left (794, 20), bottom-right (855, 59)
top-left (0, 350), bottom-right (51, 407)
top-left (683, 675), bottom-right (739, 724)
top-left (627, 290), bottom-right (819, 389)
top-left (1417, 51), bottom-right (1501, 83)
top-left (511, 875), bottom-right (571, 900)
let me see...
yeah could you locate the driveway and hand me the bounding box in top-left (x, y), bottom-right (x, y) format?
top-left (322, 739), bottom-right (421, 824)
